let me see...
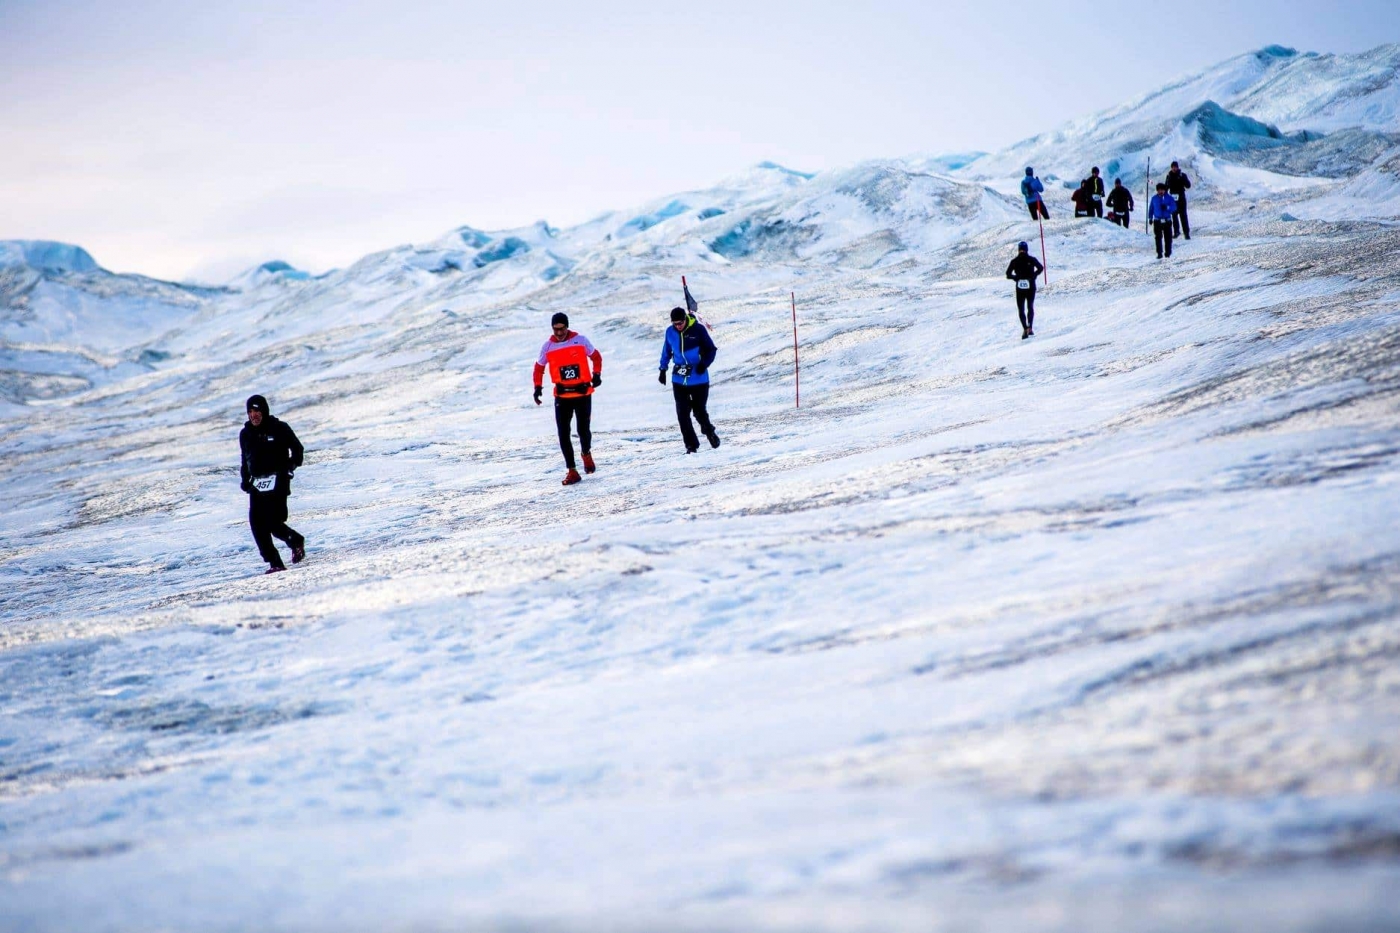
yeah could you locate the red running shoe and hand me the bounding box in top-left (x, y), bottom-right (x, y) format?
top-left (291, 545), bottom-right (305, 564)
top-left (582, 452), bottom-right (596, 474)
top-left (562, 468), bottom-right (582, 486)
top-left (266, 566), bottom-right (286, 574)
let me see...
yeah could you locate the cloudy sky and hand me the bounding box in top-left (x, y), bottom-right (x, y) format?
top-left (2, 0), bottom-right (1396, 281)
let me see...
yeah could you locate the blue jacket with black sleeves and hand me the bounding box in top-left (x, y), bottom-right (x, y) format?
top-left (659, 317), bottom-right (717, 386)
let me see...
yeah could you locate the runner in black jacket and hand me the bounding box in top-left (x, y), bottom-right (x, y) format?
top-left (1005, 242), bottom-right (1045, 339)
top-left (1106, 178), bottom-right (1135, 228)
top-left (1166, 161), bottom-right (1192, 239)
top-left (1087, 167), bottom-right (1106, 218)
top-left (239, 394), bottom-right (305, 573)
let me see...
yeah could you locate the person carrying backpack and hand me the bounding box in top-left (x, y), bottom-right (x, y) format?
top-left (1021, 167), bottom-right (1049, 220)
top-left (1106, 177), bottom-right (1135, 228)
top-left (1087, 167), bottom-right (1106, 218)
top-left (1005, 241), bottom-right (1045, 340)
top-left (1149, 183), bottom-right (1178, 259)
top-left (659, 306), bottom-right (720, 453)
top-left (1166, 161), bottom-right (1192, 239)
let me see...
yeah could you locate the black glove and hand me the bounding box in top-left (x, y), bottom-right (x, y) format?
top-left (658, 370), bottom-right (667, 385)
top-left (694, 365), bottom-right (707, 376)
top-left (286, 471), bottom-right (294, 481)
top-left (591, 372), bottom-right (602, 388)
top-left (241, 480), bottom-right (252, 493)
top-left (533, 385), bottom-right (543, 405)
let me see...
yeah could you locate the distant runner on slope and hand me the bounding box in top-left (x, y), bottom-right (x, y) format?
top-left (239, 394), bottom-right (306, 574)
top-left (1166, 161), bottom-right (1193, 240)
top-left (1087, 167), bottom-right (1106, 218)
top-left (1106, 177), bottom-right (1135, 228)
top-left (659, 305), bottom-right (720, 453)
top-left (534, 312), bottom-right (602, 486)
top-left (1149, 183), bottom-right (1179, 259)
top-left (1005, 241), bottom-right (1045, 340)
top-left (1021, 168), bottom-right (1049, 220)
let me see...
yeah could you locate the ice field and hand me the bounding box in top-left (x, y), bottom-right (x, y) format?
top-left (3, 44), bottom-right (1400, 932)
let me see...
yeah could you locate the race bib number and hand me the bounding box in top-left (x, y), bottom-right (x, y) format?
top-left (1017, 279), bottom-right (1030, 290)
top-left (1093, 194), bottom-right (1102, 201)
top-left (674, 365), bottom-right (690, 377)
top-left (559, 363), bottom-right (581, 381)
top-left (251, 474), bottom-right (277, 493)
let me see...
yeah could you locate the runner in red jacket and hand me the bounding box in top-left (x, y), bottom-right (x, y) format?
top-left (533, 312), bottom-right (602, 485)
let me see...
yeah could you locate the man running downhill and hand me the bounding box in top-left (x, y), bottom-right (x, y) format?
top-left (534, 312), bottom-right (602, 485)
top-left (659, 306), bottom-right (720, 453)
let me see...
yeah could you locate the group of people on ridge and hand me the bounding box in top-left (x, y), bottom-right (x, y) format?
top-left (240, 304), bottom-right (723, 572)
top-left (1021, 161), bottom-right (1192, 253)
top-left (1012, 160), bottom-right (1196, 338)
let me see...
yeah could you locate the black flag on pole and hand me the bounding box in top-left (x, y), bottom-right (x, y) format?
top-left (683, 277), bottom-right (698, 315)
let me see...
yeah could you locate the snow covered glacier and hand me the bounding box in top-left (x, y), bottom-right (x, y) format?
top-left (2, 44), bottom-right (1400, 933)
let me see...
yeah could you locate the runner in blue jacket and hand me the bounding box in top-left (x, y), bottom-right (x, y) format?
top-left (659, 306), bottom-right (720, 453)
top-left (1148, 184), bottom-right (1178, 259)
top-left (1021, 167), bottom-right (1049, 220)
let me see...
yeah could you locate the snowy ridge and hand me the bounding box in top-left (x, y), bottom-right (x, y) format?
top-left (3, 44), bottom-right (1400, 933)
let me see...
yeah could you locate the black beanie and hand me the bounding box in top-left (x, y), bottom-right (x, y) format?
top-left (246, 394), bottom-right (269, 415)
top-left (670, 307), bottom-right (686, 322)
top-left (551, 312), bottom-right (568, 328)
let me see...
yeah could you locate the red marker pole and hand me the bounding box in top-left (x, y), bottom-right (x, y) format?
top-left (791, 291), bottom-right (800, 409)
top-left (1038, 213), bottom-right (1049, 285)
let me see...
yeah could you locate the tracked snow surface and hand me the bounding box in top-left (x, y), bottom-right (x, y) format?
top-left (3, 44), bottom-right (1400, 933)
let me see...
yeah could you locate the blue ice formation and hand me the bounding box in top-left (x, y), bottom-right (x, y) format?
top-left (619, 200), bottom-right (690, 236)
top-left (0, 240), bottom-right (100, 274)
top-left (1187, 101), bottom-right (1320, 152)
top-left (755, 161), bottom-right (816, 180)
top-left (472, 237), bottom-right (531, 268)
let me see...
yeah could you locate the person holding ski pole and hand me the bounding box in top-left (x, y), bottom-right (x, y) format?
top-left (1149, 183), bottom-right (1178, 259)
top-left (1106, 177), bottom-right (1135, 228)
top-left (1021, 167), bottom-right (1049, 220)
top-left (1166, 161), bottom-right (1192, 240)
top-left (1087, 167), bottom-right (1106, 218)
top-left (1005, 241), bottom-right (1045, 339)
top-left (533, 312), bottom-right (602, 485)
top-left (659, 306), bottom-right (719, 453)
top-left (239, 394), bottom-right (306, 574)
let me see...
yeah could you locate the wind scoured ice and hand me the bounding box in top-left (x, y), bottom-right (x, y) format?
top-left (2, 44), bottom-right (1400, 933)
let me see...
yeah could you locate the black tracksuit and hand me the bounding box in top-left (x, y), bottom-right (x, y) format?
top-left (1166, 168), bottom-right (1192, 238)
top-left (1006, 252), bottom-right (1045, 332)
top-left (1106, 185), bottom-right (1134, 228)
top-left (239, 415), bottom-right (305, 569)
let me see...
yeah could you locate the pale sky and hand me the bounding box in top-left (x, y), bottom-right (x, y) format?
top-left (2, 0), bottom-right (1396, 281)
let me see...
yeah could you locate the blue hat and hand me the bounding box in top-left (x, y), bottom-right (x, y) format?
top-left (1025, 167), bottom-right (1034, 175)
top-left (1018, 241), bottom-right (1029, 252)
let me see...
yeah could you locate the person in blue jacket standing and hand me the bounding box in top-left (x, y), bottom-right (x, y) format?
top-left (1148, 183), bottom-right (1178, 259)
top-left (1021, 167), bottom-right (1049, 220)
top-left (659, 306), bottom-right (720, 453)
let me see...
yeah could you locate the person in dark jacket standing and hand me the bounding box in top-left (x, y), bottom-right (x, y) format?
top-left (1072, 179), bottom-right (1094, 218)
top-left (534, 312), bottom-right (603, 485)
top-left (659, 306), bottom-right (719, 453)
top-left (1166, 161), bottom-right (1192, 239)
top-left (239, 394), bottom-right (305, 574)
top-left (1087, 167), bottom-right (1106, 218)
top-left (1106, 177), bottom-right (1135, 228)
top-left (1149, 183), bottom-right (1178, 259)
top-left (1005, 242), bottom-right (1045, 339)
top-left (1021, 168), bottom-right (1049, 220)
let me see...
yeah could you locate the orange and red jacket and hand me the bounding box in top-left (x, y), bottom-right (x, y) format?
top-left (534, 331), bottom-right (602, 398)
